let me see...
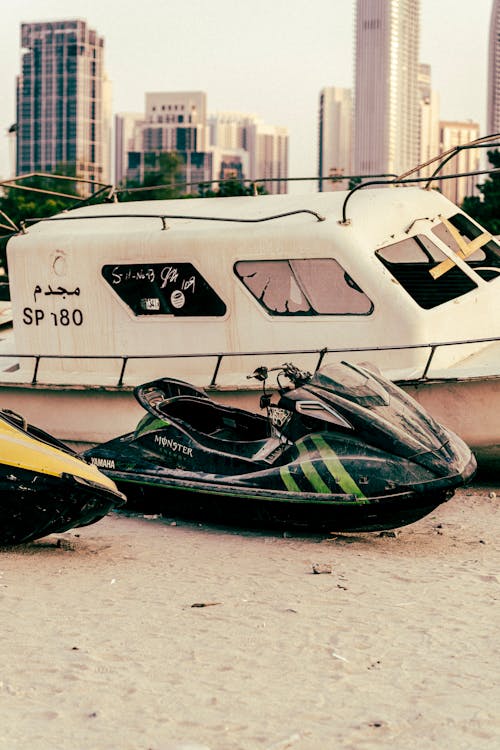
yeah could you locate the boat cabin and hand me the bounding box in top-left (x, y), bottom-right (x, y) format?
top-left (5, 185), bottom-right (500, 391)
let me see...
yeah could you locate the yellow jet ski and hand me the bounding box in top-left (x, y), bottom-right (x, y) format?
top-left (0, 409), bottom-right (125, 545)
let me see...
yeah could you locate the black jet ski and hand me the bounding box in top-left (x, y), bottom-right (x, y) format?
top-left (84, 361), bottom-right (476, 532)
top-left (0, 409), bottom-right (126, 545)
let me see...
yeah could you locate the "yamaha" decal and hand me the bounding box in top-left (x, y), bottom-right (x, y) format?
top-left (91, 457), bottom-right (116, 469)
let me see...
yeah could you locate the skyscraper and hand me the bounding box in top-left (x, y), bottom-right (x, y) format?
top-left (114, 113), bottom-right (144, 186)
top-left (354, 0), bottom-right (420, 176)
top-left (487, 0), bottom-right (500, 135)
top-left (438, 120), bottom-right (480, 205)
top-left (417, 63), bottom-right (440, 173)
top-left (16, 19), bottom-right (111, 189)
top-left (317, 87), bottom-right (352, 191)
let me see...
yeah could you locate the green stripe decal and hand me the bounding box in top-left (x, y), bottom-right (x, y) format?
top-left (280, 438), bottom-right (311, 491)
top-left (279, 465), bottom-right (302, 493)
top-left (310, 435), bottom-right (367, 500)
top-left (135, 416), bottom-right (170, 437)
top-left (279, 435), bottom-right (331, 494)
top-left (295, 437), bottom-right (331, 493)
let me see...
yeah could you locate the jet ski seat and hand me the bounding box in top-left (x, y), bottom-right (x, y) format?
top-left (157, 395), bottom-right (269, 442)
top-left (154, 395), bottom-right (288, 463)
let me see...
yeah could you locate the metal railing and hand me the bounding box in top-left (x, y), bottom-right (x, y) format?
top-left (0, 335), bottom-right (498, 388)
top-left (339, 165), bottom-right (500, 225)
top-left (34, 207), bottom-right (327, 229)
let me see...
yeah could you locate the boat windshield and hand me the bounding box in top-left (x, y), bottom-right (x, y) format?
top-left (375, 234), bottom-right (477, 308)
top-left (431, 213), bottom-right (500, 282)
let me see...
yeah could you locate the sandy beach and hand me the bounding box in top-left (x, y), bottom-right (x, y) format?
top-left (0, 484), bottom-right (498, 750)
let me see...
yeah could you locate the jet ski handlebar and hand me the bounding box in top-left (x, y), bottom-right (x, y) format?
top-left (248, 363), bottom-right (312, 392)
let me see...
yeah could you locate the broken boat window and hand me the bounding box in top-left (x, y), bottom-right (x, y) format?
top-left (432, 213), bottom-right (500, 282)
top-left (101, 263), bottom-right (226, 317)
top-left (234, 259), bottom-right (373, 316)
top-left (376, 235), bottom-right (477, 309)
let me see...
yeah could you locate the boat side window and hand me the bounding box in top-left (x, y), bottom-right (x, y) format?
top-left (234, 259), bottom-right (373, 316)
top-left (101, 263), bottom-right (226, 317)
top-left (432, 213), bottom-right (500, 282)
top-left (376, 235), bottom-right (477, 309)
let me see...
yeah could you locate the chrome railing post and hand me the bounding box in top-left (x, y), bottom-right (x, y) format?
top-left (210, 355), bottom-right (224, 387)
top-left (117, 357), bottom-right (128, 387)
top-left (421, 345), bottom-right (437, 381)
top-left (31, 356), bottom-right (40, 385)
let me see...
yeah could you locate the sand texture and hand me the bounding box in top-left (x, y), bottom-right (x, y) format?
top-left (0, 485), bottom-right (498, 750)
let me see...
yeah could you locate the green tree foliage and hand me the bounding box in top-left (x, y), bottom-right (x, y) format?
top-left (0, 168), bottom-right (80, 231)
top-left (348, 176), bottom-right (363, 191)
top-left (0, 166), bottom-right (82, 271)
top-left (120, 153), bottom-right (185, 201)
top-left (461, 150), bottom-right (500, 234)
top-left (197, 178), bottom-right (267, 198)
top-left (0, 154), bottom-right (270, 270)
top-left (121, 155), bottom-right (268, 200)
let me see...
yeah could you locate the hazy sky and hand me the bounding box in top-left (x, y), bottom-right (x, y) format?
top-left (0, 0), bottom-right (493, 180)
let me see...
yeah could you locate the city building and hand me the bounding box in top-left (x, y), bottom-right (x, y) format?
top-left (115, 112), bottom-right (144, 185)
top-left (353, 0), bottom-right (420, 177)
top-left (7, 124), bottom-right (17, 178)
top-left (16, 19), bottom-right (111, 191)
top-left (488, 0), bottom-right (500, 135)
top-left (141, 91), bottom-right (207, 153)
top-left (102, 72), bottom-right (113, 186)
top-left (438, 120), bottom-right (480, 205)
top-left (120, 99), bottom-right (288, 195)
top-left (418, 63), bottom-right (440, 176)
top-left (209, 146), bottom-right (249, 185)
top-left (208, 112), bottom-right (289, 194)
top-left (123, 91), bottom-right (209, 193)
top-left (317, 86), bottom-right (352, 191)
top-left (126, 150), bottom-right (214, 192)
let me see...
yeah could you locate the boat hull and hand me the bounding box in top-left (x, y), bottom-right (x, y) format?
top-left (400, 376), bottom-right (500, 473)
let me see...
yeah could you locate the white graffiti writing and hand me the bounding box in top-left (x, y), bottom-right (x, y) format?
top-left (111, 266), bottom-right (155, 284)
top-left (160, 266), bottom-right (180, 288)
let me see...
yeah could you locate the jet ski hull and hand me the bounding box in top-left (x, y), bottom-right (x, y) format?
top-left (0, 410), bottom-right (125, 545)
top-left (107, 471), bottom-right (455, 532)
top-left (87, 440), bottom-right (476, 532)
top-left (0, 467), bottom-right (124, 545)
top-left (84, 362), bottom-right (476, 532)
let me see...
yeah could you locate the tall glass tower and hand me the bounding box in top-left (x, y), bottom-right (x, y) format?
top-left (488, 0), bottom-right (500, 135)
top-left (16, 19), bottom-right (110, 189)
top-left (318, 87), bottom-right (352, 191)
top-left (354, 0), bottom-right (420, 177)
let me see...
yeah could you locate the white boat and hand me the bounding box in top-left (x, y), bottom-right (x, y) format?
top-left (1, 160), bottom-right (499, 469)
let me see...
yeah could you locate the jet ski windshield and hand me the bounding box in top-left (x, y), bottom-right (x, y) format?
top-left (310, 361), bottom-right (448, 454)
top-left (311, 362), bottom-right (390, 407)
